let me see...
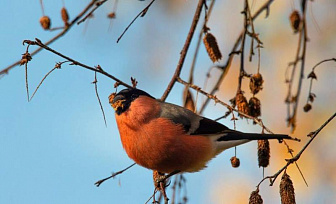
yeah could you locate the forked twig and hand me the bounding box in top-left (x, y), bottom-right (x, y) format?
top-left (95, 163), bottom-right (136, 187)
top-left (30, 62), bottom-right (66, 101)
top-left (23, 38), bottom-right (132, 88)
top-left (117, 0), bottom-right (156, 43)
top-left (305, 58), bottom-right (336, 105)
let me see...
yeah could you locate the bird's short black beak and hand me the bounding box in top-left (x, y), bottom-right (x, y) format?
top-left (110, 94), bottom-right (127, 115)
top-left (112, 94), bottom-right (125, 104)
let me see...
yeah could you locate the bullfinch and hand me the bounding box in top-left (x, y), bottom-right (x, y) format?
top-left (110, 88), bottom-right (295, 174)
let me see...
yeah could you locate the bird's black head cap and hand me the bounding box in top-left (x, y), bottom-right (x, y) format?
top-left (110, 88), bottom-right (154, 115)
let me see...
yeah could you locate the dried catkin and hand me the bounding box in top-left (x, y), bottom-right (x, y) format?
top-left (236, 91), bottom-right (249, 117)
top-left (249, 189), bottom-right (263, 204)
top-left (203, 32), bottom-right (222, 63)
top-left (280, 172), bottom-right (296, 204)
top-left (249, 97), bottom-right (261, 118)
top-left (258, 139), bottom-right (270, 168)
top-left (249, 73), bottom-right (264, 94)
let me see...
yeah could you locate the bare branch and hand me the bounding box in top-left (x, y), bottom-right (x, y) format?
top-left (305, 58), bottom-right (336, 108)
top-left (0, 0), bottom-right (97, 77)
top-left (77, 0), bottom-right (109, 25)
top-left (161, 0), bottom-right (205, 101)
top-left (29, 62), bottom-right (64, 101)
top-left (188, 0), bottom-right (216, 85)
top-left (257, 112), bottom-right (336, 188)
top-left (23, 38), bottom-right (132, 89)
top-left (285, 1), bottom-right (309, 132)
top-left (95, 163), bottom-right (136, 187)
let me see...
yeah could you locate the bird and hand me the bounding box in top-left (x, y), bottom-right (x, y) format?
top-left (109, 88), bottom-right (296, 174)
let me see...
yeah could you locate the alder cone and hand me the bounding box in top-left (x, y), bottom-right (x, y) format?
top-left (290, 10), bottom-right (301, 33)
top-left (40, 16), bottom-right (51, 30)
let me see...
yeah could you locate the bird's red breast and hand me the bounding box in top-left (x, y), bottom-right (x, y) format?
top-left (115, 96), bottom-right (213, 173)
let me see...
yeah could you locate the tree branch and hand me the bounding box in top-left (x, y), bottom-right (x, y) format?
top-left (257, 111), bottom-right (336, 188)
top-left (0, 0), bottom-right (97, 77)
top-left (161, 0), bottom-right (205, 101)
top-left (23, 38), bottom-right (132, 88)
top-left (199, 0), bottom-right (274, 114)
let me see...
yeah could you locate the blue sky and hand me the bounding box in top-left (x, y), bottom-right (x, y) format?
top-left (1, 0), bottom-right (336, 203)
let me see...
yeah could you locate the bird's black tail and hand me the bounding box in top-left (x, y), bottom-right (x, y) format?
top-left (217, 131), bottom-right (300, 142)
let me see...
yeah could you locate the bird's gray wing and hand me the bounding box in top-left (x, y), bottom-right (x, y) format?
top-left (158, 101), bottom-right (230, 135)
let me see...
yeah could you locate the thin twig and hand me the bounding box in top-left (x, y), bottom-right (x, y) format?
top-left (188, 0), bottom-right (216, 85)
top-left (145, 189), bottom-right (158, 204)
top-left (40, 0), bottom-right (45, 16)
top-left (30, 66), bottom-right (58, 101)
top-left (23, 38), bottom-right (132, 88)
top-left (306, 58), bottom-right (336, 104)
top-left (246, 0), bottom-right (263, 63)
top-left (77, 0), bottom-right (109, 25)
top-left (237, 0), bottom-right (248, 93)
top-left (257, 112), bottom-right (336, 188)
top-left (48, 26), bottom-right (66, 31)
top-left (94, 163), bottom-right (136, 187)
top-left (108, 0), bottom-right (119, 31)
top-left (161, 0), bottom-right (205, 101)
top-left (25, 60), bottom-right (30, 102)
top-left (93, 70), bottom-right (107, 127)
top-left (0, 0), bottom-right (97, 77)
top-left (117, 0), bottom-right (156, 43)
top-left (199, 0), bottom-right (274, 114)
top-left (286, 1), bottom-right (309, 132)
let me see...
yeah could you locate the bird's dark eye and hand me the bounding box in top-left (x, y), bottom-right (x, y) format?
top-left (131, 94), bottom-right (137, 99)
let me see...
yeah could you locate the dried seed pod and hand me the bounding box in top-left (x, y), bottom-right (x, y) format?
top-left (307, 71), bottom-right (317, 80)
top-left (230, 156), bottom-right (240, 168)
top-left (183, 87), bottom-right (195, 112)
top-left (40, 16), bottom-right (51, 30)
top-left (280, 172), bottom-right (296, 204)
top-left (249, 73), bottom-right (264, 94)
top-left (61, 7), bottom-right (69, 26)
top-left (290, 10), bottom-right (301, 33)
top-left (303, 103), bottom-right (312, 112)
top-left (107, 12), bottom-right (116, 19)
top-left (20, 52), bottom-right (32, 65)
top-left (249, 189), bottom-right (263, 204)
top-left (236, 91), bottom-right (249, 117)
top-left (258, 139), bottom-right (270, 168)
top-left (308, 93), bottom-right (316, 102)
top-left (249, 97), bottom-right (261, 118)
top-left (203, 32), bottom-right (222, 63)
